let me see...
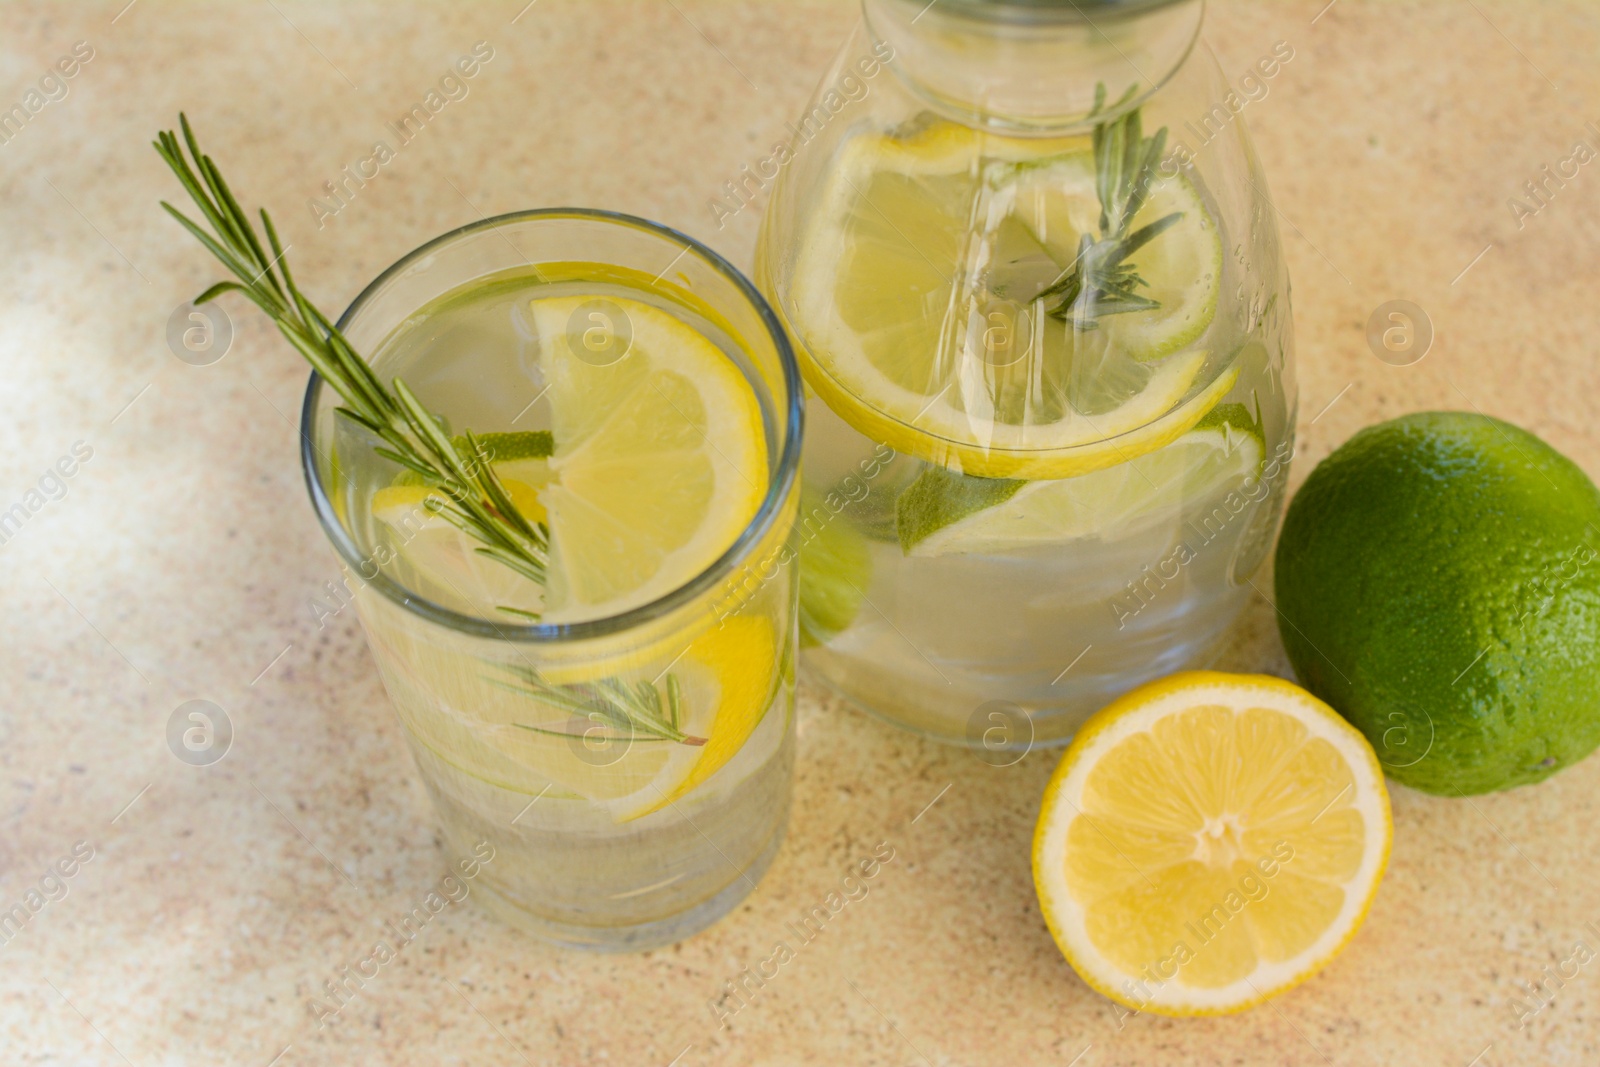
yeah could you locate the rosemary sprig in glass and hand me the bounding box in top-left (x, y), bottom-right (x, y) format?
top-left (153, 114), bottom-right (550, 591)
top-left (1040, 84), bottom-right (1185, 330)
top-left (153, 115), bottom-right (707, 750)
top-left (496, 669), bottom-right (704, 747)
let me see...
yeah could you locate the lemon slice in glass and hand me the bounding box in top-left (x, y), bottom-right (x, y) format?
top-left (371, 472), bottom-right (549, 618)
top-left (366, 611), bottom-right (777, 823)
top-left (787, 119), bottom-right (1227, 480)
top-left (370, 293), bottom-right (766, 626)
top-left (525, 294), bottom-right (768, 624)
top-left (1033, 671), bottom-right (1391, 1016)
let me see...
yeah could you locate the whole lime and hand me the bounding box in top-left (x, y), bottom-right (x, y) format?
top-left (1274, 411), bottom-right (1600, 795)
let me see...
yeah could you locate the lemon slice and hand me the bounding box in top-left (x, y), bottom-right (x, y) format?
top-left (786, 119), bottom-right (1227, 480)
top-left (366, 611), bottom-right (777, 822)
top-left (371, 475), bottom-right (549, 617)
top-left (1033, 671), bottom-right (1391, 1016)
top-left (1008, 156), bottom-right (1221, 363)
top-left (607, 615), bottom-right (780, 821)
top-left (525, 295), bottom-right (768, 624)
top-left (901, 403), bottom-right (1264, 555)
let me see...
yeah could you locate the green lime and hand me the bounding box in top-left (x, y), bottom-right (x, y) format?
top-left (896, 403), bottom-right (1264, 555)
top-left (796, 489), bottom-right (872, 647)
top-left (1274, 411), bottom-right (1600, 795)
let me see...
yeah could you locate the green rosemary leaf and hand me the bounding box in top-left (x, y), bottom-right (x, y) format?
top-left (197, 154), bottom-right (268, 280)
top-left (473, 545), bottom-right (546, 586)
top-left (1045, 83), bottom-right (1175, 329)
top-left (461, 428), bottom-right (535, 542)
top-left (667, 674), bottom-right (683, 731)
top-left (369, 446), bottom-right (437, 480)
top-left (192, 280), bottom-right (246, 305)
top-left (1120, 211), bottom-right (1184, 259)
top-left (159, 202), bottom-right (257, 287)
top-left (512, 722), bottom-right (678, 743)
top-left (491, 664), bottom-right (699, 747)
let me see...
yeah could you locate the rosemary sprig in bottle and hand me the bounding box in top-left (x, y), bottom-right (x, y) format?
top-left (1040, 84), bottom-right (1185, 330)
top-left (153, 115), bottom-right (550, 591)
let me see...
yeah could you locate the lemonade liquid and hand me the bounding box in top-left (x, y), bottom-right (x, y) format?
top-left (330, 265), bottom-right (796, 949)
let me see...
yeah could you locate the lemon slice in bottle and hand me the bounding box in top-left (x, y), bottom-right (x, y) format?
top-left (786, 119), bottom-right (1228, 480)
top-left (1033, 671), bottom-right (1391, 1016)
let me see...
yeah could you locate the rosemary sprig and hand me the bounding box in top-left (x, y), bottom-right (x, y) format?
top-left (1040, 84), bottom-right (1185, 330)
top-left (495, 666), bottom-right (706, 747)
top-left (153, 114), bottom-right (550, 593)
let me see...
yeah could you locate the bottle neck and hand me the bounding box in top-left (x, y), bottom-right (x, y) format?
top-left (864, 0), bottom-right (1204, 133)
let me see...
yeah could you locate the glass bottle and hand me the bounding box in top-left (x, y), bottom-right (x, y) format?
top-left (757, 0), bottom-right (1295, 748)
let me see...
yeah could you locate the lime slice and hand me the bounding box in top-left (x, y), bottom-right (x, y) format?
top-left (392, 431), bottom-right (554, 488)
top-left (899, 403), bottom-right (1263, 555)
top-left (787, 118), bottom-right (1228, 480)
top-left (525, 295), bottom-right (768, 624)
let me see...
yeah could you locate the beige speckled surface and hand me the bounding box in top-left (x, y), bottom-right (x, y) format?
top-left (4, 2), bottom-right (1600, 1064)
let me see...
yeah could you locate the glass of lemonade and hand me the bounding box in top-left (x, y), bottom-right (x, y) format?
top-left (757, 0), bottom-right (1295, 747)
top-left (300, 210), bottom-right (802, 950)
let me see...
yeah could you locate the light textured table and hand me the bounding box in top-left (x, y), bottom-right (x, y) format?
top-left (4, 2), bottom-right (1599, 1064)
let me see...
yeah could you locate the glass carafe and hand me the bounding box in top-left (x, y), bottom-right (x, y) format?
top-left (757, 0), bottom-right (1295, 747)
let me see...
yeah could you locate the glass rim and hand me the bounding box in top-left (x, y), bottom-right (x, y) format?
top-left (298, 207), bottom-right (804, 644)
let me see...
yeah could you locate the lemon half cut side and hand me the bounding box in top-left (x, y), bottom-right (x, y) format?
top-left (1032, 671), bottom-right (1391, 1016)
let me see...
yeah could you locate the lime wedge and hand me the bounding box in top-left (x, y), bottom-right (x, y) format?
top-left (393, 430), bottom-right (553, 487)
top-left (900, 403), bottom-right (1264, 556)
top-left (796, 489), bottom-right (873, 647)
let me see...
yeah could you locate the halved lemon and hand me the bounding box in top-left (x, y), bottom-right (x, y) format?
top-left (1033, 671), bottom-right (1391, 1016)
top-left (785, 118), bottom-right (1227, 480)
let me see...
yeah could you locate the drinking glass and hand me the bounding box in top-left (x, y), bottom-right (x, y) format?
top-left (301, 210), bottom-right (803, 950)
